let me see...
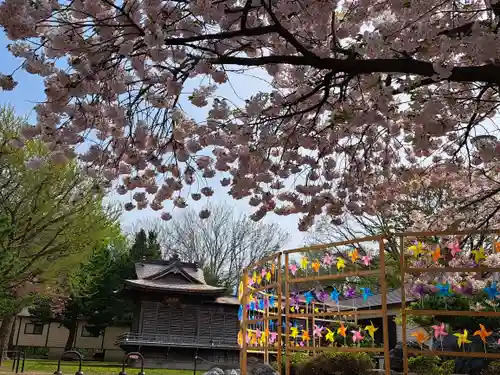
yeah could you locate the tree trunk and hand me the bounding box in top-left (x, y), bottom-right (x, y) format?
top-left (0, 313), bottom-right (16, 366)
top-left (64, 317), bottom-right (78, 351)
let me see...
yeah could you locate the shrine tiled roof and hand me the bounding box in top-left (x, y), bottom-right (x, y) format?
top-left (125, 279), bottom-right (226, 293)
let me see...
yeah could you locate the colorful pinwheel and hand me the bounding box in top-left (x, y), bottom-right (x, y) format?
top-left (330, 288), bottom-right (340, 304)
top-left (349, 248), bottom-right (359, 263)
top-left (448, 241), bottom-right (461, 257)
top-left (360, 287), bottom-right (373, 301)
top-left (408, 241), bottom-right (424, 257)
top-left (351, 329), bottom-right (364, 343)
top-left (472, 247), bottom-right (486, 264)
top-left (362, 255), bottom-right (373, 267)
top-left (454, 330), bottom-right (472, 350)
top-left (325, 328), bottom-right (335, 343)
top-left (431, 246), bottom-right (442, 263)
top-left (304, 291), bottom-right (314, 305)
top-left (300, 256), bottom-right (309, 269)
top-left (323, 253), bottom-right (334, 266)
top-left (312, 260), bottom-right (321, 273)
top-left (313, 325), bottom-right (324, 338)
top-left (336, 257), bottom-right (346, 271)
top-left (484, 282), bottom-right (499, 300)
top-left (289, 263), bottom-right (298, 276)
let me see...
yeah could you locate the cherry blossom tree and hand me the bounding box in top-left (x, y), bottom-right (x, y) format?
top-left (1, 0), bottom-right (500, 230)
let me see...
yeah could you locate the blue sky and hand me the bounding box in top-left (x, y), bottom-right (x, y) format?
top-left (0, 33), bottom-right (308, 248)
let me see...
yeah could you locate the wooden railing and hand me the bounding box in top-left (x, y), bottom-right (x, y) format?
top-left (116, 332), bottom-right (239, 349)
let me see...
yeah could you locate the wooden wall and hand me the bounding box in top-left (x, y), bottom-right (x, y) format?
top-left (139, 300), bottom-right (238, 340)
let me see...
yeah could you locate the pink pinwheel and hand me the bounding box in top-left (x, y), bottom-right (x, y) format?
top-left (289, 263), bottom-right (298, 276)
top-left (255, 328), bottom-right (262, 339)
top-left (322, 253), bottom-right (334, 266)
top-left (362, 255), bottom-right (373, 267)
top-left (261, 268), bottom-right (267, 277)
top-left (351, 330), bottom-right (364, 343)
top-left (313, 325), bottom-right (324, 338)
top-left (449, 241), bottom-right (461, 257)
top-left (432, 323), bottom-right (448, 339)
top-left (246, 333), bottom-right (251, 344)
top-left (269, 332), bottom-right (278, 344)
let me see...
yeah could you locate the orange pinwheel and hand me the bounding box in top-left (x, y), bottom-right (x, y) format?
top-left (496, 242), bottom-right (500, 253)
top-left (431, 246), bottom-right (442, 263)
top-left (474, 324), bottom-right (492, 343)
top-left (349, 248), bottom-right (359, 263)
top-left (302, 330), bottom-right (310, 342)
top-left (411, 329), bottom-right (430, 345)
top-left (311, 260), bottom-right (321, 272)
top-left (337, 323), bottom-right (347, 338)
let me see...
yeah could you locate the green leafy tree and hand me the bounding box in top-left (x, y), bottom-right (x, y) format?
top-left (0, 106), bottom-right (120, 363)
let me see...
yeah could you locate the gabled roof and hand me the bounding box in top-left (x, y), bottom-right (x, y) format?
top-left (125, 256), bottom-right (226, 295)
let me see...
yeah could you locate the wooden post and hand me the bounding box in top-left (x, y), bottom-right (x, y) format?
top-left (379, 238), bottom-right (391, 375)
top-left (241, 270), bottom-right (249, 375)
top-left (264, 291), bottom-right (269, 364)
top-left (276, 254), bottom-right (283, 375)
top-left (312, 301), bottom-right (316, 356)
top-left (399, 235), bottom-right (409, 375)
top-left (284, 253), bottom-right (291, 375)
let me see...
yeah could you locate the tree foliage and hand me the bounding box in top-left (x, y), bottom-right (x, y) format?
top-left (2, 1), bottom-right (500, 231)
top-left (139, 203), bottom-right (289, 288)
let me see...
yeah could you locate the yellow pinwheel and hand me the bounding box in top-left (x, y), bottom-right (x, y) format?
top-left (336, 257), bottom-right (346, 271)
top-left (472, 247), bottom-right (486, 264)
top-left (290, 326), bottom-right (299, 339)
top-left (408, 241), bottom-right (424, 257)
top-left (300, 256), bottom-right (309, 269)
top-left (454, 330), bottom-right (472, 348)
top-left (349, 248), bottom-right (359, 263)
top-left (265, 271), bottom-right (271, 282)
top-left (365, 321), bottom-right (379, 340)
top-left (256, 274), bottom-right (262, 285)
top-left (325, 328), bottom-right (335, 343)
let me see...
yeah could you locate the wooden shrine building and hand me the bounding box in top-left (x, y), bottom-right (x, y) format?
top-left (116, 255), bottom-right (240, 370)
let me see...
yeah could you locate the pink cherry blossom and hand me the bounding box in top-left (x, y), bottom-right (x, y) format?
top-left (1, 0), bottom-right (500, 231)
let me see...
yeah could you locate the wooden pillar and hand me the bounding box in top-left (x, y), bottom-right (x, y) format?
top-left (399, 235), bottom-right (409, 375)
top-left (379, 238), bottom-right (391, 375)
top-left (241, 270), bottom-right (249, 375)
top-left (284, 253), bottom-right (290, 375)
top-left (276, 254), bottom-right (283, 375)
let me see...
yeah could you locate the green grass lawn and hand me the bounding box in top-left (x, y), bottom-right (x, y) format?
top-left (1, 359), bottom-right (204, 375)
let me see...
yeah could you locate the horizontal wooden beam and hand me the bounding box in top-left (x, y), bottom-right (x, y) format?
top-left (406, 309), bottom-right (500, 317)
top-left (290, 269), bottom-right (379, 283)
top-left (395, 229), bottom-right (500, 237)
top-left (405, 267), bottom-right (500, 273)
top-left (288, 309), bottom-right (384, 318)
top-left (407, 348), bottom-right (500, 359)
top-left (287, 346), bottom-right (384, 353)
top-left (283, 235), bottom-right (384, 254)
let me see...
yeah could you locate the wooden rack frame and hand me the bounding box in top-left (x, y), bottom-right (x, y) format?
top-left (398, 229), bottom-right (500, 375)
top-left (240, 235), bottom-right (392, 375)
top-left (241, 228), bottom-right (500, 375)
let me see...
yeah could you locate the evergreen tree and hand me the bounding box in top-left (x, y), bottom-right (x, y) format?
top-left (129, 229), bottom-right (162, 262)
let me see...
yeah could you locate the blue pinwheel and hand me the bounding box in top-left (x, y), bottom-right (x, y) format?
top-left (238, 305), bottom-right (243, 321)
top-left (258, 298), bottom-right (265, 310)
top-left (249, 301), bottom-right (256, 311)
top-left (360, 287), bottom-right (374, 301)
top-left (330, 288), bottom-right (340, 304)
top-left (269, 296), bottom-right (275, 308)
top-left (304, 291), bottom-right (314, 305)
top-left (269, 320), bottom-right (275, 330)
top-left (484, 282), bottom-right (500, 300)
top-left (436, 282), bottom-right (453, 297)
